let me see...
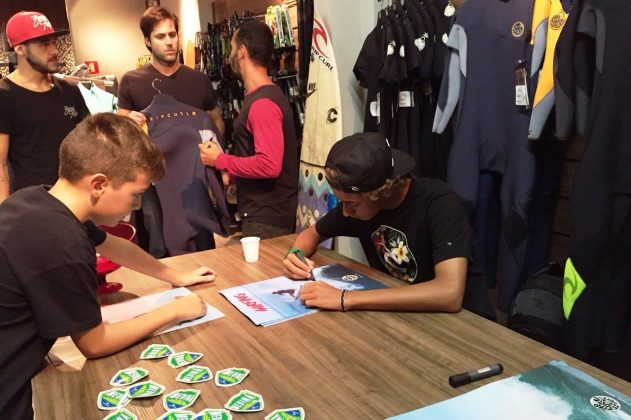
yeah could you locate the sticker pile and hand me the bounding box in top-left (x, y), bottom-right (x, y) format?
top-left (98, 343), bottom-right (305, 419)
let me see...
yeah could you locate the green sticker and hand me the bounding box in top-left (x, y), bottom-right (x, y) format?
top-left (264, 407), bottom-right (305, 420)
top-left (194, 409), bottom-right (233, 420)
top-left (97, 388), bottom-right (131, 410)
top-left (110, 368), bottom-right (149, 386)
top-left (140, 344), bottom-right (174, 359)
top-left (156, 410), bottom-right (195, 420)
top-left (176, 365), bottom-right (213, 383)
top-left (224, 390), bottom-right (264, 412)
top-left (102, 408), bottom-right (138, 420)
top-left (563, 258), bottom-right (586, 319)
top-left (168, 352), bottom-right (204, 368)
top-left (214, 368), bottom-right (250, 387)
top-left (163, 389), bottom-right (201, 410)
top-left (125, 380), bottom-right (165, 399)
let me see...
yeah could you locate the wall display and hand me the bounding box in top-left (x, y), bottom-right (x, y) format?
top-left (296, 12), bottom-right (341, 236)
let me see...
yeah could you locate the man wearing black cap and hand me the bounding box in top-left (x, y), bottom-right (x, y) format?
top-left (0, 11), bottom-right (89, 204)
top-left (283, 132), bottom-right (472, 313)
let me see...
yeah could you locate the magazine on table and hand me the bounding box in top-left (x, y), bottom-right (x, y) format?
top-left (219, 263), bottom-right (387, 326)
top-left (388, 360), bottom-right (631, 420)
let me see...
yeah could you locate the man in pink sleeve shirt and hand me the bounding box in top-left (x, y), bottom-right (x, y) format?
top-left (200, 20), bottom-right (298, 239)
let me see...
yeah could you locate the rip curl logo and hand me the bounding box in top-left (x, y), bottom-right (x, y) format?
top-left (512, 21), bottom-right (525, 38)
top-left (590, 396), bottom-right (621, 411)
top-left (64, 106), bottom-right (78, 118)
top-left (31, 15), bottom-right (52, 31)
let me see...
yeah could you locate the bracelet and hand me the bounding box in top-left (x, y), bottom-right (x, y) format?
top-left (285, 247), bottom-right (304, 259)
top-left (340, 289), bottom-right (347, 312)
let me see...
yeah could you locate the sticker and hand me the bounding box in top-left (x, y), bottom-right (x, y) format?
top-left (125, 380), bottom-right (165, 399)
top-left (264, 407), bottom-right (306, 420)
top-left (369, 100), bottom-right (379, 117)
top-left (102, 408), bottom-right (138, 420)
top-left (224, 390), bottom-right (264, 412)
top-left (168, 352), bottom-right (204, 368)
top-left (194, 409), bottom-right (233, 420)
top-left (157, 410), bottom-right (195, 420)
top-left (163, 389), bottom-right (201, 411)
top-left (140, 344), bottom-right (174, 359)
top-left (97, 388), bottom-right (131, 411)
top-left (110, 368), bottom-right (149, 386)
top-left (176, 365), bottom-right (213, 384)
top-left (444, 1), bottom-right (455, 17)
top-left (511, 21), bottom-right (525, 38)
top-left (215, 368), bottom-right (250, 387)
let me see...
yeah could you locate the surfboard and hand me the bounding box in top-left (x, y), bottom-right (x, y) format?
top-left (296, 12), bottom-right (342, 237)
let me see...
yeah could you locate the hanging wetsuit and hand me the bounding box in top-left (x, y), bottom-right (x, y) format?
top-left (143, 94), bottom-right (230, 256)
top-left (433, 0), bottom-right (535, 311)
top-left (555, 0), bottom-right (631, 359)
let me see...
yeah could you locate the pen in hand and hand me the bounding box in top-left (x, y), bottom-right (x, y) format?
top-left (295, 251), bottom-right (315, 281)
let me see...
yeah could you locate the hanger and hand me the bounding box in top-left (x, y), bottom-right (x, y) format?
top-left (151, 78), bottom-right (163, 94)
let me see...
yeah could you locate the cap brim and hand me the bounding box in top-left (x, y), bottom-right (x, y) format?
top-left (24, 29), bottom-right (70, 44)
top-left (391, 149), bottom-right (416, 178)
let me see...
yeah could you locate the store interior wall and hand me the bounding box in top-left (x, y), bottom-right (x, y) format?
top-left (65, 0), bottom-right (211, 80)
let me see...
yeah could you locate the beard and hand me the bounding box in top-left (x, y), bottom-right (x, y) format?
top-left (24, 47), bottom-right (59, 74)
top-left (229, 54), bottom-right (241, 78)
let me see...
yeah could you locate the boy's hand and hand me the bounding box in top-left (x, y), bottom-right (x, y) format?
top-left (171, 293), bottom-right (207, 322)
top-left (283, 252), bottom-right (315, 280)
top-left (173, 266), bottom-right (216, 287)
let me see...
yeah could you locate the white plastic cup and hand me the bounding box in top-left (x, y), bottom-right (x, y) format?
top-left (240, 236), bottom-right (260, 263)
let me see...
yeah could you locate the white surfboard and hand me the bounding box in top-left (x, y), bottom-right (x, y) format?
top-left (296, 12), bottom-right (342, 233)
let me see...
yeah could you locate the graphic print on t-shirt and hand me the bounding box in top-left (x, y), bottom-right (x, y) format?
top-left (371, 225), bottom-right (417, 283)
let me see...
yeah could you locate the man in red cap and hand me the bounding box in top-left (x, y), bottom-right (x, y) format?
top-left (0, 11), bottom-right (89, 204)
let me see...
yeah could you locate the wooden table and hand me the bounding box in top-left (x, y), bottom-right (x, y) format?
top-left (32, 235), bottom-right (631, 419)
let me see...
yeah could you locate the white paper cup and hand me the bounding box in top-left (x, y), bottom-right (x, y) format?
top-left (240, 236), bottom-right (260, 263)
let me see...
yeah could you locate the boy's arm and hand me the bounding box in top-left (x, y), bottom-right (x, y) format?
top-left (299, 257), bottom-right (468, 313)
top-left (71, 293), bottom-right (206, 358)
top-left (96, 234), bottom-right (216, 287)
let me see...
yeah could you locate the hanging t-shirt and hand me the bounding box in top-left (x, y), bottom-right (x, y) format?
top-left (78, 82), bottom-right (118, 114)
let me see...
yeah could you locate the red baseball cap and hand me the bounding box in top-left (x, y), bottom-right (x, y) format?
top-left (6, 11), bottom-right (70, 48)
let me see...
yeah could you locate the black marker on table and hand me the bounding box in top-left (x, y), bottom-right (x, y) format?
top-left (449, 363), bottom-right (503, 387)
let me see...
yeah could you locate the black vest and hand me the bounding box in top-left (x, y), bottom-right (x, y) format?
top-left (232, 84), bottom-right (298, 227)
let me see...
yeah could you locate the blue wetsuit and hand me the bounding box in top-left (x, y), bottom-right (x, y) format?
top-left (433, 0), bottom-right (535, 311)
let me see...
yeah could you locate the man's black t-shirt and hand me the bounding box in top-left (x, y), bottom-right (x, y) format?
top-left (0, 186), bottom-right (105, 418)
top-left (316, 177), bottom-right (471, 283)
top-left (0, 78), bottom-right (89, 191)
top-left (117, 64), bottom-right (218, 112)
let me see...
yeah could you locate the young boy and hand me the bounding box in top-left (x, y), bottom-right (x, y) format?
top-left (0, 113), bottom-right (216, 418)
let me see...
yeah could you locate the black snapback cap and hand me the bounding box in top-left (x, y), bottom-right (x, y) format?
top-left (324, 132), bottom-right (416, 193)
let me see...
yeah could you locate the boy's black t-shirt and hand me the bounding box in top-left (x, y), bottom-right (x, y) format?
top-left (316, 177), bottom-right (471, 283)
top-left (0, 186), bottom-right (105, 418)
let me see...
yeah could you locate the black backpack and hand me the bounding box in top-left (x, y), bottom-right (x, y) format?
top-left (507, 263), bottom-right (566, 351)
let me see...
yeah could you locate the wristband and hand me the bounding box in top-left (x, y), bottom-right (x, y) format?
top-left (285, 247), bottom-right (305, 259)
top-left (340, 289), bottom-right (347, 312)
